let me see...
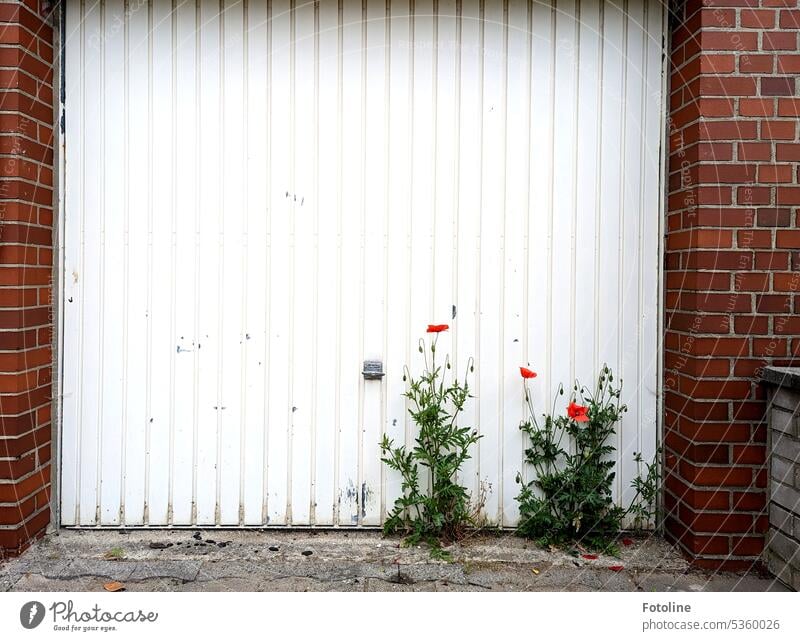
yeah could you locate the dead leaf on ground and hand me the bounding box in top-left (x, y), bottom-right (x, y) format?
top-left (103, 581), bottom-right (126, 592)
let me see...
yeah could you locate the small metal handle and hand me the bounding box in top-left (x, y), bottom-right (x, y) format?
top-left (362, 360), bottom-right (385, 380)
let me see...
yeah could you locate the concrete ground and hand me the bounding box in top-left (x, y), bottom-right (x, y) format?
top-left (0, 529), bottom-right (790, 592)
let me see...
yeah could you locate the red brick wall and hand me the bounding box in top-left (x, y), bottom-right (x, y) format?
top-left (0, 0), bottom-right (54, 558)
top-left (665, 0), bottom-right (800, 569)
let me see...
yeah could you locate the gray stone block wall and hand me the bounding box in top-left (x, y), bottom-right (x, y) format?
top-left (762, 367), bottom-right (800, 592)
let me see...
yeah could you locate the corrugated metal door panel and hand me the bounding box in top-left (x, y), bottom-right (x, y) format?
top-left (122, 0), bottom-right (148, 526)
top-left (314, 0), bottom-right (340, 526)
top-left (266, 0), bottom-right (290, 526)
top-left (456, 0), bottom-right (482, 509)
top-left (384, 0), bottom-right (412, 522)
top-left (61, 0), bottom-right (666, 527)
top-left (620, 0), bottom-right (647, 511)
top-left (172, 0), bottom-right (199, 526)
top-left (98, 0), bottom-right (125, 527)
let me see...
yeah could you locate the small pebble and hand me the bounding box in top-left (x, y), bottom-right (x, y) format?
top-left (268, 546), bottom-right (279, 552)
top-left (301, 550), bottom-right (313, 556)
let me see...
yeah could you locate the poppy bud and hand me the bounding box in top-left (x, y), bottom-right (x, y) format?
top-left (418, 345), bottom-right (423, 353)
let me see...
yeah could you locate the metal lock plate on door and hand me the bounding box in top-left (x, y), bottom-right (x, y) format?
top-left (362, 360), bottom-right (385, 380)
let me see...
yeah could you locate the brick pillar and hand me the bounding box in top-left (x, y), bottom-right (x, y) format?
top-left (665, 0), bottom-right (800, 570)
top-left (0, 0), bottom-right (55, 558)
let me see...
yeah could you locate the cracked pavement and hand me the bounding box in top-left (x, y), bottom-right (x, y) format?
top-left (0, 530), bottom-right (790, 592)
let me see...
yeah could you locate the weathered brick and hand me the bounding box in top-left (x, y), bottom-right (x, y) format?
top-left (755, 250), bottom-right (790, 269)
top-left (762, 119), bottom-right (796, 140)
top-left (704, 31), bottom-right (759, 51)
top-left (763, 31), bottom-right (798, 51)
top-left (741, 9), bottom-right (777, 29)
top-left (777, 54), bottom-right (800, 73)
top-left (739, 98), bottom-right (775, 117)
top-left (758, 164), bottom-right (794, 183)
top-left (757, 208), bottom-right (792, 226)
top-left (740, 54), bottom-right (775, 73)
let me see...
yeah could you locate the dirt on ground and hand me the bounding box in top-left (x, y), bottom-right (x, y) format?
top-left (0, 529), bottom-right (789, 592)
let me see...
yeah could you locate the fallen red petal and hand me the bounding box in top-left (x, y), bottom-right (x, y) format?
top-left (608, 565), bottom-right (624, 572)
top-left (622, 538), bottom-right (633, 546)
top-left (581, 554), bottom-right (598, 560)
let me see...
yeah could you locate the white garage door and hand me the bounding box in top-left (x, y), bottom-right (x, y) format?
top-left (60, 0), bottom-right (666, 527)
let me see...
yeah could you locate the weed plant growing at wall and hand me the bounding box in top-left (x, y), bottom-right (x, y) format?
top-left (380, 324), bottom-right (481, 558)
top-left (515, 366), bottom-right (660, 553)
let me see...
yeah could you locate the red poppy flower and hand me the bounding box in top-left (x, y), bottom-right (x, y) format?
top-left (581, 554), bottom-right (598, 560)
top-left (520, 367), bottom-right (537, 379)
top-left (567, 401), bottom-right (590, 423)
top-left (426, 324), bottom-right (449, 333)
top-left (608, 565), bottom-right (624, 572)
